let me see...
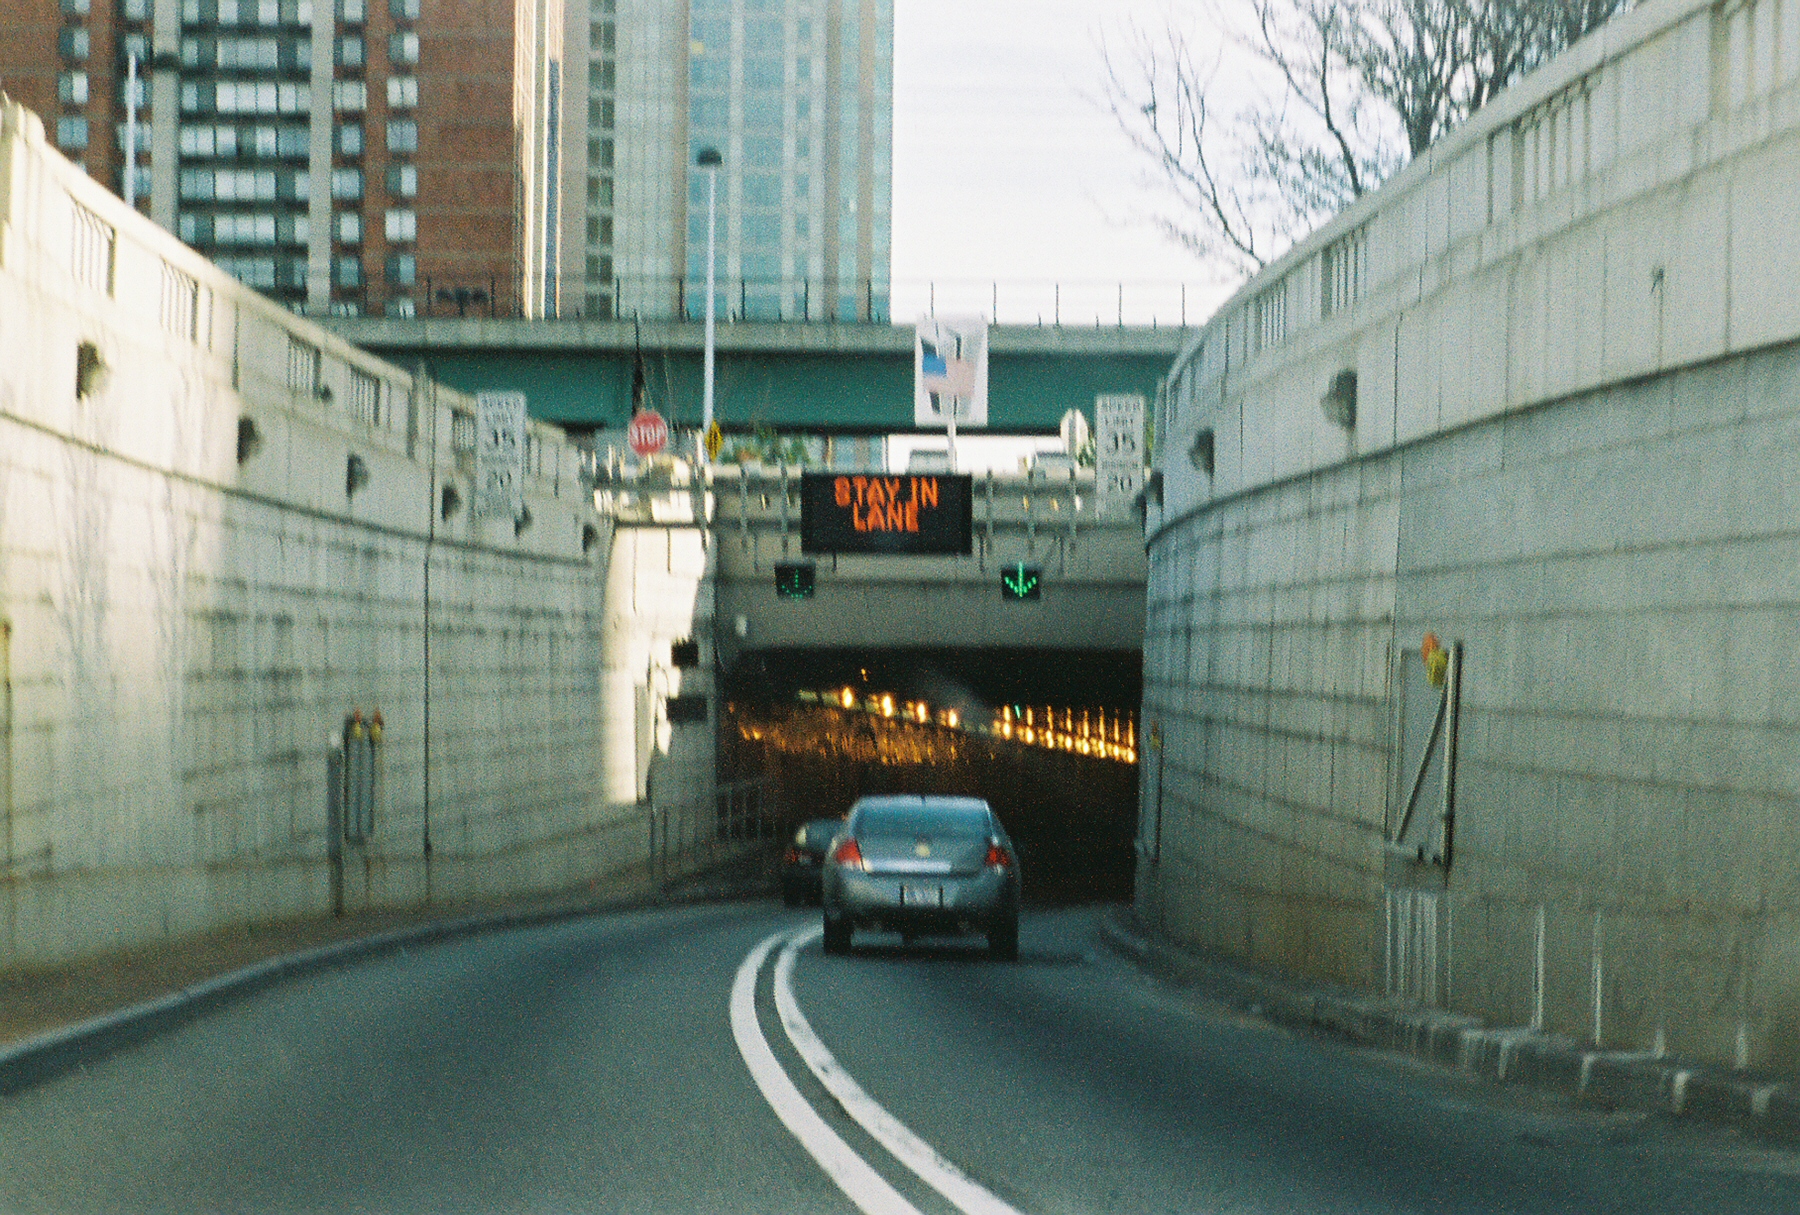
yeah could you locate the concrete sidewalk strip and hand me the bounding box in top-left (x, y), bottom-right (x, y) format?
top-left (0, 850), bottom-right (775, 1098)
top-left (1098, 908), bottom-right (1800, 1140)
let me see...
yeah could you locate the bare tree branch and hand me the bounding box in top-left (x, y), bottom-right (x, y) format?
top-left (1105, 0), bottom-right (1632, 280)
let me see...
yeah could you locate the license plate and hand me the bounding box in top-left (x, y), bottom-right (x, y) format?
top-left (901, 884), bottom-right (943, 907)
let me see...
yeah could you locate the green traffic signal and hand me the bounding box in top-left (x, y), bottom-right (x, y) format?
top-left (1000, 563), bottom-right (1041, 601)
top-left (775, 562), bottom-right (816, 599)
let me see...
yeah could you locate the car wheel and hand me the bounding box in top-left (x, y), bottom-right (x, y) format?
top-left (822, 915), bottom-right (852, 955)
top-left (987, 916), bottom-right (1019, 961)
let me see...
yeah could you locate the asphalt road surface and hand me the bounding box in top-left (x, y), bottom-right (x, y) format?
top-left (2, 903), bottom-right (1798, 1214)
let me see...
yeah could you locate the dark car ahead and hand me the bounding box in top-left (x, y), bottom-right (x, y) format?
top-left (780, 818), bottom-right (846, 906)
top-left (820, 795), bottom-right (1021, 959)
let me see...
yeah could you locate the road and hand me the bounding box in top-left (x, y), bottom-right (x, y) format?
top-left (1, 903), bottom-right (1797, 1213)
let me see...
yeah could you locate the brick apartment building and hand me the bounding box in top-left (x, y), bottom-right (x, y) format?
top-left (0, 0), bottom-right (563, 317)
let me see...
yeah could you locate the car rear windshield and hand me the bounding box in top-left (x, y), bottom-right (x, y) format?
top-left (801, 821), bottom-right (841, 847)
top-left (855, 805), bottom-right (990, 838)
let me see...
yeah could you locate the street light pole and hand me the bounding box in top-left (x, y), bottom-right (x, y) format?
top-left (697, 147), bottom-right (722, 440)
top-left (124, 52), bottom-right (139, 207)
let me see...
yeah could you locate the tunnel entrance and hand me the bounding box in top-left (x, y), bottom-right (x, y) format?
top-left (721, 648), bottom-right (1141, 905)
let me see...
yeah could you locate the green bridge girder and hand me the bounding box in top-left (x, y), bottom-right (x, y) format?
top-left (320, 317), bottom-right (1187, 434)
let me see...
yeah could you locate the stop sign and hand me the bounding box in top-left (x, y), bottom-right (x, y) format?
top-left (627, 409), bottom-right (668, 457)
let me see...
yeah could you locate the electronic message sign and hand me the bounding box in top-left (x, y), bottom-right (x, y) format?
top-left (800, 472), bottom-right (972, 555)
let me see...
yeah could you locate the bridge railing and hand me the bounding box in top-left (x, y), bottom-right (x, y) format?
top-left (304, 272), bottom-right (1203, 330)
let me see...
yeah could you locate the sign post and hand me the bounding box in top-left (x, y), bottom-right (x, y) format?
top-left (1095, 394), bottom-right (1146, 515)
top-left (474, 391), bottom-right (527, 518)
top-left (915, 316), bottom-right (988, 471)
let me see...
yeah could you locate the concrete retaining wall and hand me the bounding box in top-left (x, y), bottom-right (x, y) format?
top-left (1143, 0), bottom-right (1800, 1071)
top-left (0, 97), bottom-right (691, 967)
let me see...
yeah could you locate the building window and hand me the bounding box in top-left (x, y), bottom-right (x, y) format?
top-left (220, 257), bottom-right (278, 288)
top-left (388, 0), bottom-right (417, 18)
top-left (330, 167), bottom-right (363, 199)
top-left (336, 35), bottom-right (363, 67)
top-left (335, 122), bottom-right (362, 154)
top-left (386, 76), bottom-right (417, 107)
top-left (213, 213), bottom-right (278, 244)
top-left (384, 119), bottom-right (416, 152)
top-left (211, 81), bottom-right (310, 114)
top-left (385, 252), bottom-right (415, 285)
top-left (178, 167), bottom-right (279, 200)
top-left (385, 163), bottom-right (417, 196)
top-left (333, 255), bottom-right (362, 288)
top-left (332, 81), bottom-right (366, 111)
top-left (58, 72), bottom-right (88, 104)
top-left (56, 116), bottom-right (90, 150)
top-left (388, 31), bottom-right (417, 64)
top-left (122, 0), bottom-right (149, 18)
top-left (215, 36), bottom-right (281, 69)
top-left (383, 208), bottom-right (415, 241)
top-left (58, 27), bottom-right (90, 60)
top-left (334, 210), bottom-right (361, 241)
top-left (60, 0), bottom-right (89, 14)
top-left (386, 296), bottom-right (415, 317)
top-left (338, 0), bottom-right (364, 20)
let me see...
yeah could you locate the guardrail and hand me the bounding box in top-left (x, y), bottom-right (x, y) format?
top-left (648, 777), bottom-right (779, 879)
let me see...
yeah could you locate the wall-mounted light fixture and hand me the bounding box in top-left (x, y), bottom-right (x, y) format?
top-left (236, 416), bottom-right (263, 464)
top-left (75, 341), bottom-right (107, 398)
top-left (1321, 370), bottom-right (1358, 431)
top-left (1188, 427), bottom-right (1215, 476)
top-left (346, 452), bottom-right (369, 498)
top-left (439, 482), bottom-right (462, 520)
top-left (581, 521), bottom-right (600, 554)
top-left (514, 504), bottom-right (533, 537)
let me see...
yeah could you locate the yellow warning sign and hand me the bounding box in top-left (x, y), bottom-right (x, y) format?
top-left (704, 420), bottom-right (724, 461)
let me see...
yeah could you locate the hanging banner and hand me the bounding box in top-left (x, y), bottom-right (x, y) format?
top-left (1095, 393), bottom-right (1145, 513)
top-left (474, 390), bottom-right (527, 518)
top-left (914, 315), bottom-right (988, 429)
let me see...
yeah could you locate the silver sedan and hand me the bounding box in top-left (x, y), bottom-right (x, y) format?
top-left (820, 795), bottom-right (1022, 959)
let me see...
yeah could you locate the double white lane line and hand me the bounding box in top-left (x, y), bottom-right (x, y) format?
top-left (731, 925), bottom-right (1025, 1215)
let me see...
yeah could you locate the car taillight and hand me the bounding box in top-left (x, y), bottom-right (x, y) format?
top-left (782, 846), bottom-right (800, 865)
top-left (984, 840), bottom-right (1014, 869)
top-left (831, 837), bottom-right (865, 870)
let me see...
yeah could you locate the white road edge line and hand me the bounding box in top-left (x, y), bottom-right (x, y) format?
top-left (730, 929), bottom-right (923, 1215)
top-left (776, 926), bottom-right (1027, 1215)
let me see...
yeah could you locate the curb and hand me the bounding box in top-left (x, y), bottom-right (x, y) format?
top-left (1097, 907), bottom-right (1800, 1139)
top-left (0, 859), bottom-right (775, 1098)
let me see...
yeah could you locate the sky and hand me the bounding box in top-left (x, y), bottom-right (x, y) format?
top-left (889, 0), bottom-right (1228, 329)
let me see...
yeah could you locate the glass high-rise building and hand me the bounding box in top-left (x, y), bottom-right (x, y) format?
top-left (560, 0), bottom-right (891, 323)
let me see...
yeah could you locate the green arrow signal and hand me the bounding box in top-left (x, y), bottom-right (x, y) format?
top-left (1001, 563), bottom-right (1041, 600)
